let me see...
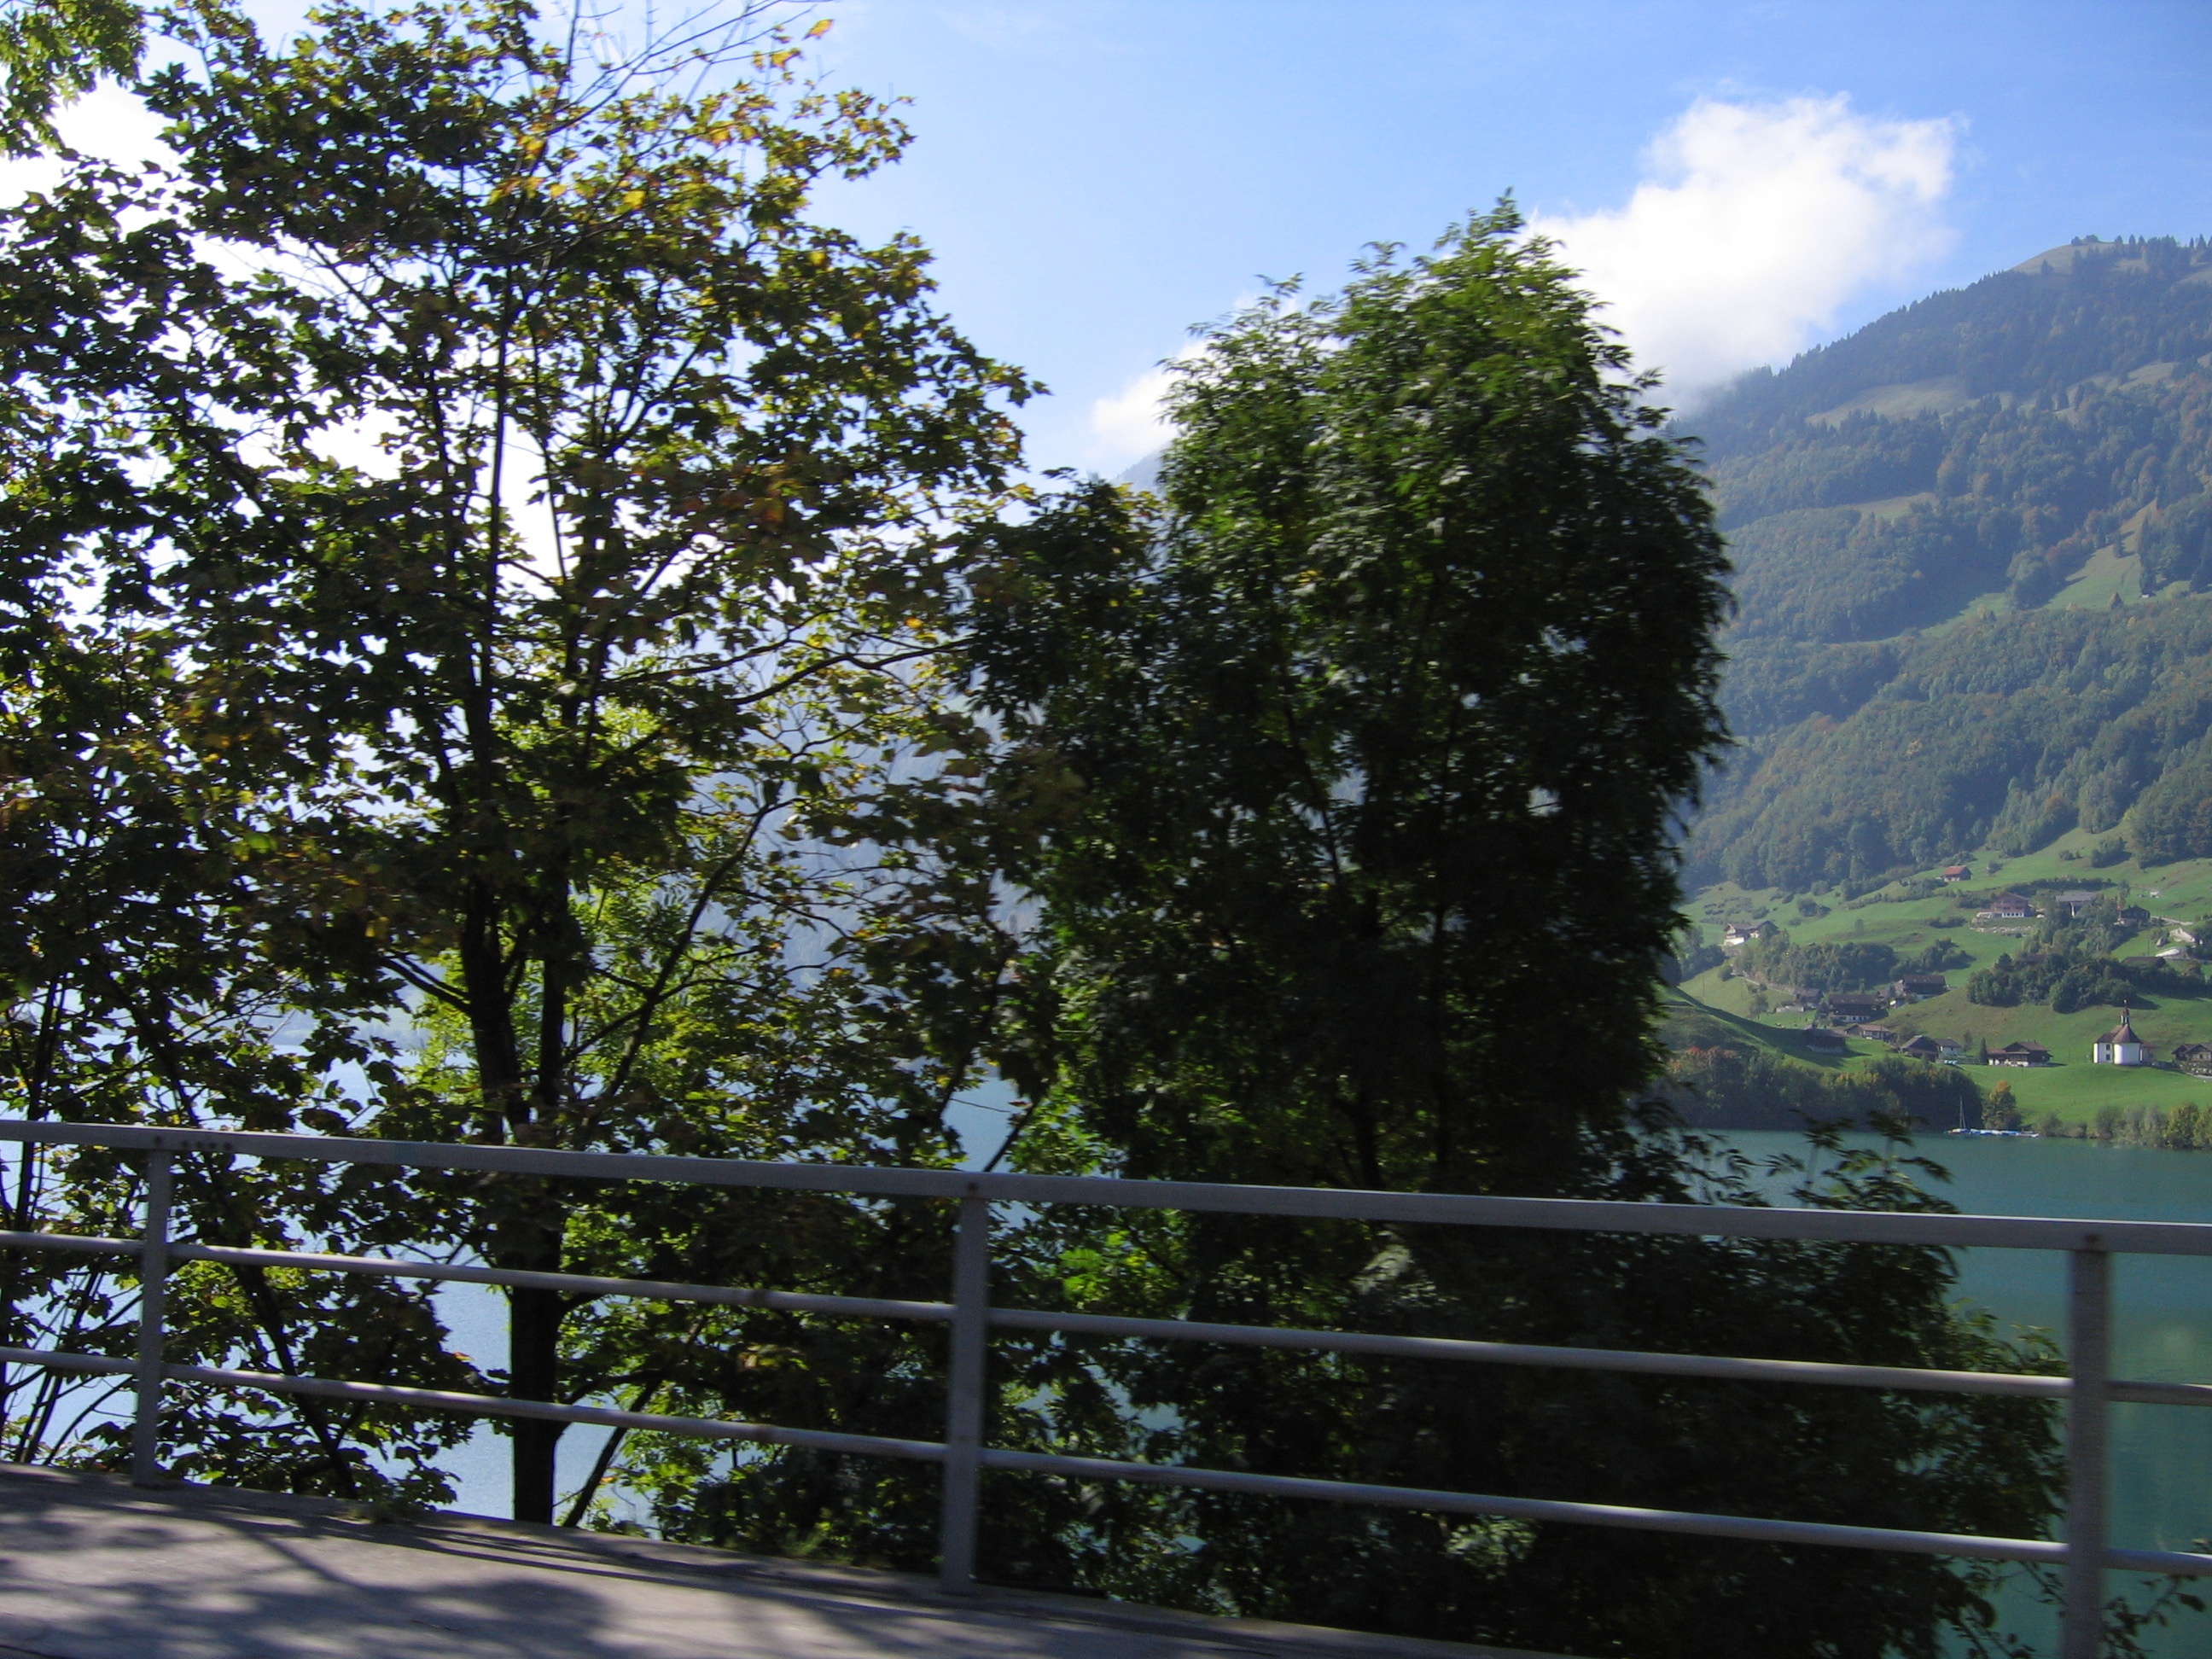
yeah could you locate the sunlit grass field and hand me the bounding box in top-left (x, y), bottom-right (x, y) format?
top-left (1679, 830), bottom-right (2212, 1128)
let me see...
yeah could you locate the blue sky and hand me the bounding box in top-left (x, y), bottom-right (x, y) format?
top-left (795, 1), bottom-right (2212, 474)
top-left (26, 1), bottom-right (2208, 475)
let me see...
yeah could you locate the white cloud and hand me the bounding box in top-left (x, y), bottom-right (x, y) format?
top-left (1531, 95), bottom-right (1959, 403)
top-left (1086, 362), bottom-right (1178, 472)
top-left (1084, 313), bottom-right (1262, 475)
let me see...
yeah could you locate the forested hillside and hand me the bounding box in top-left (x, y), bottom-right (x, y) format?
top-left (1684, 236), bottom-right (2212, 889)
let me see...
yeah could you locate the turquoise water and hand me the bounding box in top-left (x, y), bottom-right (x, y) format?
top-left (1726, 1130), bottom-right (2212, 1655)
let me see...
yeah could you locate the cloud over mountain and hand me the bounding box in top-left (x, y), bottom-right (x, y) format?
top-left (1533, 95), bottom-right (1960, 403)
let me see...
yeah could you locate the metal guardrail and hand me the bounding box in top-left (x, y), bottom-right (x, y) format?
top-left (0, 1120), bottom-right (2205, 1658)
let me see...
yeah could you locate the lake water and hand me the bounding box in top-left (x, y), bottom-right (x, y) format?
top-left (1726, 1130), bottom-right (2212, 1656)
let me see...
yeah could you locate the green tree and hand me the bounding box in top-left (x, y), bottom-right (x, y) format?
top-left (1982, 1081), bottom-right (2021, 1132)
top-left (974, 216), bottom-right (1731, 1192)
top-left (0, 620), bottom-right (479, 1499)
top-left (2172, 1102), bottom-right (2204, 1149)
top-left (2127, 736), bottom-right (2212, 863)
top-left (0, 0), bottom-right (143, 151)
top-left (0, 0), bottom-right (1029, 1522)
top-left (1741, 932), bottom-right (1901, 992)
top-left (957, 212), bottom-right (2061, 1658)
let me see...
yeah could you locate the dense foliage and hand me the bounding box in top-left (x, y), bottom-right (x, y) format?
top-left (1663, 1046), bottom-right (1983, 1132)
top-left (0, 0), bottom-right (1027, 1520)
top-left (2038, 1100), bottom-right (2212, 1148)
top-left (945, 217), bottom-right (2062, 1659)
top-left (0, 0), bottom-right (142, 148)
top-left (1966, 945), bottom-right (2201, 1012)
top-left (973, 225), bottom-right (1732, 1197)
top-left (1738, 933), bottom-right (1901, 992)
top-left (2125, 734), bottom-right (2212, 861)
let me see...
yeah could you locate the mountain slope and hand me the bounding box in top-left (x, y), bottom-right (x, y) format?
top-left (1684, 236), bottom-right (2212, 889)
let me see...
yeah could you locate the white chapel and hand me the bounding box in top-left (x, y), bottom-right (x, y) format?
top-left (2093, 1010), bottom-right (2151, 1067)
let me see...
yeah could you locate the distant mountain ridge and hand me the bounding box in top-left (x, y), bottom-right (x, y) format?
top-left (1681, 236), bottom-right (2212, 891)
top-left (1694, 236), bottom-right (2212, 458)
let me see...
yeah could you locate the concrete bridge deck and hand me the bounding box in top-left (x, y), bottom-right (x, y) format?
top-left (0, 1467), bottom-right (1557, 1659)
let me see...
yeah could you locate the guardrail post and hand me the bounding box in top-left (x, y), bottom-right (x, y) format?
top-left (131, 1150), bottom-right (172, 1487)
top-left (2064, 1244), bottom-right (2111, 1659)
top-left (939, 1192), bottom-right (990, 1593)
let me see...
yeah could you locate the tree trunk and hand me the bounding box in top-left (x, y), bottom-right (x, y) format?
top-left (456, 887), bottom-right (568, 1522)
top-left (507, 1281), bottom-right (566, 1522)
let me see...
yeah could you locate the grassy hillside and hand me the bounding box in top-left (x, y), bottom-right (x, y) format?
top-left (1678, 837), bottom-right (2212, 1129)
top-left (1662, 991), bottom-right (1874, 1070)
top-left (1661, 237), bottom-right (2212, 1132)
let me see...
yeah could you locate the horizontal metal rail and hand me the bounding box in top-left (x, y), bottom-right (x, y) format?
top-left (9, 1118), bottom-right (2212, 1254)
top-left (0, 1228), bottom-right (136, 1256)
top-left (13, 1215), bottom-right (2209, 1409)
top-left (6, 1330), bottom-right (2208, 1582)
top-left (170, 1243), bottom-right (955, 1327)
top-left (15, 1224), bottom-right (2207, 1406)
top-left (4, 1115), bottom-right (2209, 1650)
top-left (0, 1342), bottom-right (945, 1460)
top-left (0, 1230), bottom-right (955, 1324)
top-left (988, 1306), bottom-right (2212, 1409)
top-left (0, 1344), bottom-right (133, 1378)
top-left (161, 1363), bottom-right (947, 1464)
top-left (981, 1448), bottom-right (2212, 1579)
top-left (984, 1449), bottom-right (2061, 1569)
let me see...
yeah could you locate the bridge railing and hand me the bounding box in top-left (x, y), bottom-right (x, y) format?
top-left (1, 1118), bottom-right (2207, 1659)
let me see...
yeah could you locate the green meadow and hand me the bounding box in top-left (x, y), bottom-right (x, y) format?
top-left (1679, 834), bottom-right (2212, 1128)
